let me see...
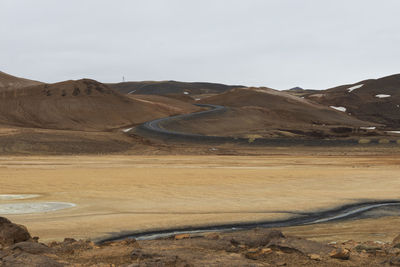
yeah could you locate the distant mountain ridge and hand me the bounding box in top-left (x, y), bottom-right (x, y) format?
top-left (107, 80), bottom-right (244, 95)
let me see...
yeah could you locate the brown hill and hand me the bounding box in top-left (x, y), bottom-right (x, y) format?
top-left (128, 94), bottom-right (200, 114)
top-left (304, 74), bottom-right (400, 128)
top-left (107, 80), bottom-right (244, 96)
top-left (0, 79), bottom-right (197, 131)
top-left (0, 71), bottom-right (42, 91)
top-left (165, 87), bottom-right (374, 138)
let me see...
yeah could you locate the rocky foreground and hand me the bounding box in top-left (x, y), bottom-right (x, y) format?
top-left (2, 217), bottom-right (400, 266)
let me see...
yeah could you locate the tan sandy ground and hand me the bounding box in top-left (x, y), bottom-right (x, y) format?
top-left (0, 154), bottom-right (400, 243)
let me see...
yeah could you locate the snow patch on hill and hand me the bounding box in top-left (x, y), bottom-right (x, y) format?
top-left (347, 84), bottom-right (363, 92)
top-left (330, 106), bottom-right (347, 112)
top-left (375, 94), bottom-right (391, 98)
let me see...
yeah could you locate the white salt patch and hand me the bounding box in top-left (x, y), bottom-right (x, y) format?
top-left (195, 98), bottom-right (201, 101)
top-left (183, 92), bottom-right (189, 95)
top-left (122, 127), bottom-right (133, 133)
top-left (347, 84), bottom-right (363, 92)
top-left (375, 94), bottom-right (391, 98)
top-left (387, 131), bottom-right (400, 134)
top-left (0, 194), bottom-right (40, 200)
top-left (330, 106), bottom-right (347, 112)
top-left (360, 127), bottom-right (376, 130)
top-left (128, 90), bottom-right (136, 94)
top-left (0, 202), bottom-right (76, 215)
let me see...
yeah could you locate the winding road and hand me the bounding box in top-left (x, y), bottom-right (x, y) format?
top-left (142, 104), bottom-right (226, 137)
top-left (112, 104), bottom-right (400, 242)
top-left (134, 104), bottom-right (396, 146)
top-left (100, 200), bottom-right (400, 242)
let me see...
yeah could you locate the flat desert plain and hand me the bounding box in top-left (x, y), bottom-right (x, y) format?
top-left (1, 154), bottom-right (400, 243)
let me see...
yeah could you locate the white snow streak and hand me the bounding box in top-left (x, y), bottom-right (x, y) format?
top-left (122, 127), bottom-right (133, 133)
top-left (330, 106), bottom-right (347, 112)
top-left (375, 94), bottom-right (391, 98)
top-left (387, 131), bottom-right (400, 134)
top-left (347, 84), bottom-right (363, 92)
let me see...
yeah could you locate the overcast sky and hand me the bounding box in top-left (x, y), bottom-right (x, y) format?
top-left (1, 0), bottom-right (400, 89)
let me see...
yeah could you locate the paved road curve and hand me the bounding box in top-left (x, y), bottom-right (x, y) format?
top-left (142, 104), bottom-right (226, 137)
top-left (135, 104), bottom-right (373, 146)
top-left (100, 200), bottom-right (400, 242)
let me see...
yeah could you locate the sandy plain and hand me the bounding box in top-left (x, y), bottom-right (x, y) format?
top-left (0, 154), bottom-right (400, 243)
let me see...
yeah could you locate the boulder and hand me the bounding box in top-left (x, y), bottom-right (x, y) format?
top-left (205, 233), bottom-right (220, 240)
top-left (308, 253), bottom-right (322, 261)
top-left (267, 236), bottom-right (333, 255)
top-left (330, 248), bottom-right (350, 260)
top-left (232, 229), bottom-right (285, 248)
top-left (0, 217), bottom-right (31, 246)
top-left (174, 234), bottom-right (190, 240)
top-left (393, 234), bottom-right (400, 248)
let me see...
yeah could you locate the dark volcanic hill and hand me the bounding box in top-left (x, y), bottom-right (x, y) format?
top-left (0, 79), bottom-right (195, 131)
top-left (0, 71), bottom-right (42, 91)
top-left (303, 74), bottom-right (400, 128)
top-left (107, 80), bottom-right (244, 96)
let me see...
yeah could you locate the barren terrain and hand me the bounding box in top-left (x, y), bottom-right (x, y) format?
top-left (1, 153), bottom-right (399, 244)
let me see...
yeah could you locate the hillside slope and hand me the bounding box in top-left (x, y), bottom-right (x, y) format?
top-left (303, 74), bottom-right (400, 128)
top-left (0, 79), bottom-right (197, 131)
top-left (163, 87), bottom-right (373, 138)
top-left (0, 71), bottom-right (42, 91)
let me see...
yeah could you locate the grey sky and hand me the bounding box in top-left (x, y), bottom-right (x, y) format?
top-left (1, 0), bottom-right (400, 89)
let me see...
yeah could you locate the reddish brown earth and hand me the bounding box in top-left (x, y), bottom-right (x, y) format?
top-left (0, 71), bottom-right (42, 91)
top-left (2, 217), bottom-right (400, 266)
top-left (0, 79), bottom-right (200, 132)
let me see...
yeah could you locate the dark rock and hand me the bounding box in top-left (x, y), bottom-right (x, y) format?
top-left (393, 234), bottom-right (400, 247)
top-left (355, 244), bottom-right (383, 254)
top-left (244, 248), bottom-right (261, 260)
top-left (52, 239), bottom-right (94, 255)
top-left (390, 256), bottom-right (400, 266)
top-left (205, 233), bottom-right (220, 240)
top-left (11, 242), bottom-right (53, 255)
top-left (62, 238), bottom-right (77, 243)
top-left (0, 252), bottom-right (64, 267)
top-left (131, 249), bottom-right (157, 261)
top-left (0, 217), bottom-right (31, 246)
top-left (230, 238), bottom-right (240, 247)
top-left (243, 229), bottom-right (285, 248)
top-left (0, 217), bottom-right (11, 225)
top-left (267, 236), bottom-right (332, 255)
